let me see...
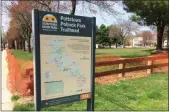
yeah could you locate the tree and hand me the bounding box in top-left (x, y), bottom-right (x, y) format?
top-left (35, 1), bottom-right (69, 12)
top-left (123, 0), bottom-right (169, 50)
top-left (7, 1), bottom-right (33, 52)
top-left (108, 25), bottom-right (121, 48)
top-left (70, 1), bottom-right (119, 15)
top-left (5, 1), bottom-right (120, 52)
top-left (141, 31), bottom-right (153, 46)
top-left (6, 1), bottom-right (67, 52)
top-left (96, 24), bottom-right (110, 47)
top-left (1, 33), bottom-right (7, 49)
top-left (163, 26), bottom-right (169, 41)
top-left (117, 20), bottom-right (139, 48)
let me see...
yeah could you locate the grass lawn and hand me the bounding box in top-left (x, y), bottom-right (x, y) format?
top-left (96, 48), bottom-right (157, 58)
top-left (13, 73), bottom-right (168, 111)
top-left (10, 48), bottom-right (157, 60)
top-left (10, 50), bottom-right (33, 60)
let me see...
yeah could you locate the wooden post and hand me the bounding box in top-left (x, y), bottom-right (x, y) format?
top-left (118, 59), bottom-right (125, 77)
top-left (147, 59), bottom-right (153, 74)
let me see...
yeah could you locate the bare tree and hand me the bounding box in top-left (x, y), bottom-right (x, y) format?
top-left (117, 20), bottom-right (140, 48)
top-left (35, 0), bottom-right (70, 12)
top-left (70, 1), bottom-right (119, 16)
top-left (141, 31), bottom-right (153, 46)
top-left (108, 25), bottom-right (121, 48)
top-left (6, 1), bottom-right (69, 52)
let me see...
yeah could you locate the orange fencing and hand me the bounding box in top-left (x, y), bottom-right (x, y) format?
top-left (6, 49), bottom-right (33, 96)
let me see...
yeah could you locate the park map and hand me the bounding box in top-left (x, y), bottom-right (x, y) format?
top-left (40, 34), bottom-right (91, 100)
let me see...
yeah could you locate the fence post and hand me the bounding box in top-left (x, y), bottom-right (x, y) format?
top-left (118, 59), bottom-right (125, 77)
top-left (147, 57), bottom-right (153, 74)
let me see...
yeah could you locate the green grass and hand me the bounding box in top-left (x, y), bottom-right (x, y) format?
top-left (11, 50), bottom-right (33, 60)
top-left (13, 73), bottom-right (168, 111)
top-left (96, 48), bottom-right (157, 58)
top-left (11, 95), bottom-right (20, 102)
top-left (10, 48), bottom-right (157, 61)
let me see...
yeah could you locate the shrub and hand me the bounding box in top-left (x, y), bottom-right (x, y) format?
top-left (11, 95), bottom-right (20, 102)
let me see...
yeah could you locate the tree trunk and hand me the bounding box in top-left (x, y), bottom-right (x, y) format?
top-left (109, 43), bottom-right (111, 48)
top-left (12, 40), bottom-right (15, 49)
top-left (23, 39), bottom-right (25, 51)
top-left (20, 39), bottom-right (23, 50)
top-left (156, 22), bottom-right (165, 50)
top-left (19, 39), bottom-right (22, 50)
top-left (121, 37), bottom-right (125, 48)
top-left (1, 37), bottom-right (2, 50)
top-left (3, 43), bottom-right (5, 49)
top-left (15, 40), bottom-right (17, 50)
top-left (115, 43), bottom-right (117, 48)
top-left (28, 38), bottom-right (31, 53)
top-left (71, 0), bottom-right (76, 15)
top-left (17, 40), bottom-right (19, 50)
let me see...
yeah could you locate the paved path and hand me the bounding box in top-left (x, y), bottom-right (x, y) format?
top-left (1, 50), bottom-right (13, 111)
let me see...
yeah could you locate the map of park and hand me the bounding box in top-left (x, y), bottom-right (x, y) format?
top-left (46, 37), bottom-right (87, 87)
top-left (40, 34), bottom-right (91, 100)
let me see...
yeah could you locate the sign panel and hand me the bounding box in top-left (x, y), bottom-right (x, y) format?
top-left (40, 35), bottom-right (91, 100)
top-left (32, 9), bottom-right (95, 111)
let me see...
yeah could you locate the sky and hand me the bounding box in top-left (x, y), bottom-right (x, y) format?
top-left (2, 1), bottom-right (151, 33)
top-left (75, 1), bottom-right (151, 32)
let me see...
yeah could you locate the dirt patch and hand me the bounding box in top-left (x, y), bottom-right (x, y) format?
top-left (95, 71), bottom-right (148, 85)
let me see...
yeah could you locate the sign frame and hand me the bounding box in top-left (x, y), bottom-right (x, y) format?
top-left (32, 9), bottom-right (96, 111)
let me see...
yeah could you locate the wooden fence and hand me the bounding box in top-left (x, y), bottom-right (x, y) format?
top-left (24, 53), bottom-right (168, 96)
top-left (95, 53), bottom-right (168, 77)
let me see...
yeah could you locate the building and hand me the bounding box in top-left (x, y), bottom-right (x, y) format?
top-left (152, 32), bottom-right (157, 45)
top-left (132, 37), bottom-right (143, 47)
top-left (96, 44), bottom-right (104, 49)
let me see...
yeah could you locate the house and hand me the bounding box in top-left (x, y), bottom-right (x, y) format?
top-left (96, 44), bottom-right (99, 49)
top-left (96, 44), bottom-right (104, 48)
top-left (152, 32), bottom-right (157, 45)
top-left (132, 37), bottom-right (143, 47)
top-left (163, 39), bottom-right (168, 48)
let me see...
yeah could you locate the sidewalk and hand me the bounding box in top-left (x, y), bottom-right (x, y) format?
top-left (1, 50), bottom-right (13, 110)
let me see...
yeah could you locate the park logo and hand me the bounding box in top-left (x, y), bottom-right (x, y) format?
top-left (43, 14), bottom-right (57, 23)
top-left (42, 14), bottom-right (58, 31)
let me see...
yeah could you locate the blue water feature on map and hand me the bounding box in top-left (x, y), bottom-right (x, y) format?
top-left (45, 72), bottom-right (52, 78)
top-left (45, 81), bottom-right (64, 95)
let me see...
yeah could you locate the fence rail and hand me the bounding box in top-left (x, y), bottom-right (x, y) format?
top-left (96, 54), bottom-right (168, 67)
top-left (95, 53), bottom-right (168, 77)
top-left (24, 52), bottom-right (168, 96)
top-left (26, 53), bottom-right (168, 78)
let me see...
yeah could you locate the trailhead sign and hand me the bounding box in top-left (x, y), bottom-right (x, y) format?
top-left (32, 9), bottom-right (96, 111)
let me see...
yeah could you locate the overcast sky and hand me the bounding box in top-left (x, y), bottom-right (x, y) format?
top-left (2, 1), bottom-right (151, 33)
